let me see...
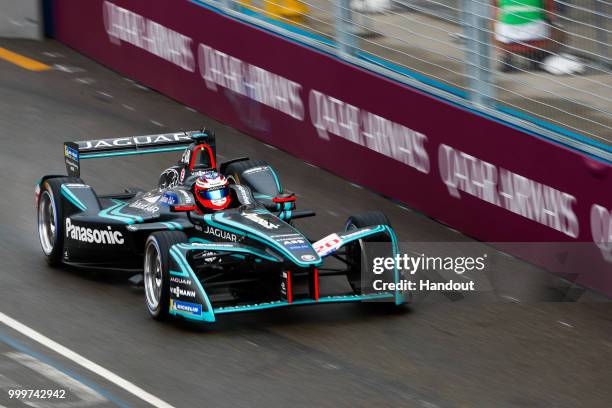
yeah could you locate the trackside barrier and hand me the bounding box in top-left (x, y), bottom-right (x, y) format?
top-left (52, 0), bottom-right (612, 296)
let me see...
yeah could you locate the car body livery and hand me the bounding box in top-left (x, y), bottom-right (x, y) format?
top-left (36, 130), bottom-right (407, 323)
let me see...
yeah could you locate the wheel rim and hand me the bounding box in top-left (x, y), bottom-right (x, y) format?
top-left (38, 191), bottom-right (56, 256)
top-left (144, 240), bottom-right (163, 311)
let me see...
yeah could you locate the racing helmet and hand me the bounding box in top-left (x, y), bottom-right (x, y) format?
top-left (193, 171), bottom-right (231, 212)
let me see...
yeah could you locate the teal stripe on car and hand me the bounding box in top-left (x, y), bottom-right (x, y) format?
top-left (169, 245), bottom-right (215, 322)
top-left (161, 222), bottom-right (176, 230)
top-left (109, 199), bottom-right (143, 223)
top-left (214, 212), bottom-right (321, 267)
top-left (177, 243), bottom-right (280, 263)
top-left (98, 200), bottom-right (135, 224)
top-left (60, 185), bottom-right (87, 211)
top-left (214, 293), bottom-right (395, 314)
top-left (382, 225), bottom-right (405, 305)
top-left (269, 167), bottom-right (282, 193)
top-left (80, 146), bottom-right (186, 159)
top-left (340, 225), bottom-right (386, 246)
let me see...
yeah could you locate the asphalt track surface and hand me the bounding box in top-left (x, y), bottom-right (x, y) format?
top-left (0, 39), bottom-right (611, 408)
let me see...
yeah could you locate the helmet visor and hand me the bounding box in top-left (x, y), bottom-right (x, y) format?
top-left (199, 187), bottom-right (229, 201)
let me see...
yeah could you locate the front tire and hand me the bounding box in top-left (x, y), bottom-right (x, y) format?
top-left (345, 211), bottom-right (392, 295)
top-left (143, 231), bottom-right (187, 320)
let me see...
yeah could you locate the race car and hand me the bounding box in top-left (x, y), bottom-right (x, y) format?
top-left (35, 129), bottom-right (406, 323)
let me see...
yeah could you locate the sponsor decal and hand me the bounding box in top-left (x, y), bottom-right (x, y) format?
top-left (234, 185), bottom-right (253, 205)
top-left (199, 44), bottom-right (304, 120)
top-left (78, 132), bottom-right (192, 150)
top-left (170, 299), bottom-right (202, 316)
top-left (313, 233), bottom-right (342, 256)
top-left (64, 145), bottom-right (79, 161)
top-left (281, 238), bottom-right (310, 250)
top-left (438, 144), bottom-right (579, 238)
top-left (280, 271), bottom-right (289, 298)
top-left (282, 238), bottom-right (306, 245)
top-left (288, 244), bottom-right (310, 250)
top-left (129, 200), bottom-right (159, 213)
top-left (64, 156), bottom-right (79, 174)
top-left (170, 276), bottom-right (192, 285)
top-left (203, 225), bottom-right (239, 242)
top-left (160, 192), bottom-right (178, 205)
top-left (591, 204), bottom-right (612, 262)
top-left (309, 89), bottom-right (430, 174)
top-left (301, 254), bottom-right (316, 261)
top-left (103, 1), bottom-right (195, 72)
top-left (170, 285), bottom-right (196, 299)
top-left (179, 168), bottom-right (186, 183)
top-left (65, 218), bottom-right (124, 245)
top-left (243, 212), bottom-right (279, 229)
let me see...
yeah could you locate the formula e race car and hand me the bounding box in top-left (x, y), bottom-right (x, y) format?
top-left (35, 129), bottom-right (406, 323)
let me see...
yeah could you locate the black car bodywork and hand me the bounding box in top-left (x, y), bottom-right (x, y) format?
top-left (35, 130), bottom-right (406, 323)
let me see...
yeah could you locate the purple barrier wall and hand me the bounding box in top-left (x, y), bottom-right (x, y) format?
top-left (54, 0), bottom-right (612, 295)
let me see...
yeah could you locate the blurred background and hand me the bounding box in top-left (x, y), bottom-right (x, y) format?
top-left (212, 0), bottom-right (611, 148)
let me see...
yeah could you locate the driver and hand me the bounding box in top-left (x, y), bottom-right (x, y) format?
top-left (193, 171), bottom-right (231, 212)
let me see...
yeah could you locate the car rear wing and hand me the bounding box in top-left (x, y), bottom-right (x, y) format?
top-left (63, 130), bottom-right (216, 177)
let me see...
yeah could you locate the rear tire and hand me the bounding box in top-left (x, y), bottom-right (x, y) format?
top-left (345, 211), bottom-right (392, 295)
top-left (37, 177), bottom-right (83, 266)
top-left (144, 231), bottom-right (187, 320)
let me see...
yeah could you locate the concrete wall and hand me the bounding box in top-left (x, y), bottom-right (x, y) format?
top-left (0, 0), bottom-right (42, 39)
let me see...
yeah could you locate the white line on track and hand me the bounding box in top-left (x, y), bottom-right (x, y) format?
top-left (150, 120), bottom-right (164, 127)
top-left (75, 78), bottom-right (95, 85)
top-left (558, 320), bottom-right (573, 328)
top-left (0, 312), bottom-right (175, 408)
top-left (96, 91), bottom-right (113, 99)
top-left (6, 352), bottom-right (106, 406)
top-left (42, 52), bottom-right (64, 58)
top-left (349, 183), bottom-right (362, 189)
top-left (122, 104), bottom-right (135, 111)
top-left (501, 295), bottom-right (520, 302)
top-left (53, 64), bottom-right (84, 74)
